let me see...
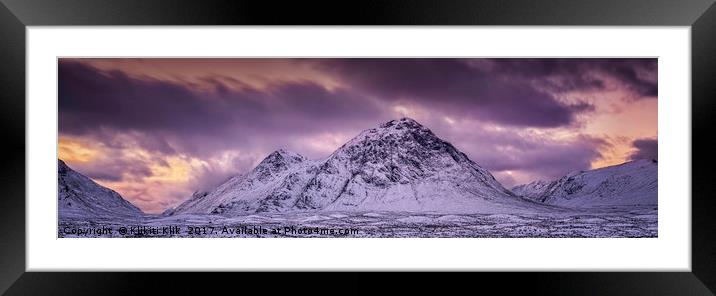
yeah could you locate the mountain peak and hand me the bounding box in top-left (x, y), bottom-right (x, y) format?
top-left (336, 117), bottom-right (469, 167)
top-left (264, 149), bottom-right (306, 163)
top-left (379, 117), bottom-right (425, 131)
top-left (344, 117), bottom-right (435, 148)
top-left (252, 149), bottom-right (306, 181)
top-left (315, 117), bottom-right (510, 196)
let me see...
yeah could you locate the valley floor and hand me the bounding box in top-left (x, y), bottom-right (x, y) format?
top-left (59, 206), bottom-right (657, 238)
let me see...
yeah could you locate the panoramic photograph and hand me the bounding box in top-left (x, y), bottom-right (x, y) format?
top-left (57, 58), bottom-right (658, 238)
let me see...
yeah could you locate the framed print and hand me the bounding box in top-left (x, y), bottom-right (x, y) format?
top-left (54, 56), bottom-right (662, 240)
top-left (1, 0), bottom-right (715, 295)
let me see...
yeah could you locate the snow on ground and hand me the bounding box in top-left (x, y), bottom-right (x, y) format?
top-left (58, 205), bottom-right (657, 238)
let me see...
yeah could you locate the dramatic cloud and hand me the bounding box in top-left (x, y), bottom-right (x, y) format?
top-left (478, 58), bottom-right (657, 98)
top-left (317, 58), bottom-right (597, 128)
top-left (628, 138), bottom-right (658, 160)
top-left (57, 58), bottom-right (657, 212)
top-left (59, 61), bottom-right (387, 158)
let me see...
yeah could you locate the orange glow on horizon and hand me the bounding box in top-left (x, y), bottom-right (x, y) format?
top-left (58, 137), bottom-right (104, 163)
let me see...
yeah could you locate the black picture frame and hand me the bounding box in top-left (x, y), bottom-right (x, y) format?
top-left (1, 0), bottom-right (715, 295)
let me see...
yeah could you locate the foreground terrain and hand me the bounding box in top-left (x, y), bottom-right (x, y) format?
top-left (59, 206), bottom-right (657, 238)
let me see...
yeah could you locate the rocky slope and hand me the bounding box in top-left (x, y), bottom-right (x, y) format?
top-left (58, 159), bottom-right (144, 218)
top-left (511, 159), bottom-right (657, 207)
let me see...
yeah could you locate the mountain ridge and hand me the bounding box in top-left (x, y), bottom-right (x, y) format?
top-left (511, 159), bottom-right (658, 207)
top-left (172, 117), bottom-right (549, 215)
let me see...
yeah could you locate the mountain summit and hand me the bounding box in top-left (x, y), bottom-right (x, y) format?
top-left (173, 118), bottom-right (545, 215)
top-left (294, 117), bottom-right (514, 211)
top-left (253, 149), bottom-right (307, 182)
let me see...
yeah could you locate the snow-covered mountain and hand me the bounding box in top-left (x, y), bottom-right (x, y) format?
top-left (58, 159), bottom-right (143, 218)
top-left (511, 159), bottom-right (657, 207)
top-left (511, 180), bottom-right (552, 199)
top-left (171, 149), bottom-right (313, 214)
top-left (173, 118), bottom-right (548, 215)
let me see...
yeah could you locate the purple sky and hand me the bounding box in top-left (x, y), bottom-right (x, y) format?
top-left (58, 58), bottom-right (658, 213)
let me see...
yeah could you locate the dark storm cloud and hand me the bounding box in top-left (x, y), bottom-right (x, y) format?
top-left (317, 58), bottom-right (594, 128)
top-left (59, 61), bottom-right (386, 157)
top-left (601, 59), bottom-right (658, 97)
top-left (59, 61), bottom-right (240, 135)
top-left (484, 58), bottom-right (658, 98)
top-left (628, 138), bottom-right (658, 160)
top-left (314, 58), bottom-right (655, 127)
